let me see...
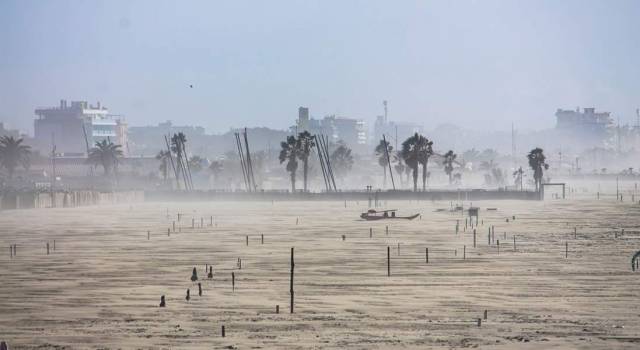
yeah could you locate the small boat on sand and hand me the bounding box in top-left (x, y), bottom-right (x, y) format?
top-left (360, 209), bottom-right (420, 221)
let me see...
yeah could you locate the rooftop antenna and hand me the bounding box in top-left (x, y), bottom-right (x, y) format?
top-left (511, 122), bottom-right (516, 169)
top-left (383, 100), bottom-right (388, 123)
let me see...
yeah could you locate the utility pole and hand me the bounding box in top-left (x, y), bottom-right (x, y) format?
top-left (383, 134), bottom-right (395, 190)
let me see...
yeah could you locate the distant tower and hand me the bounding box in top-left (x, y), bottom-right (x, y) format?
top-left (383, 100), bottom-right (388, 123)
top-left (298, 107), bottom-right (309, 132)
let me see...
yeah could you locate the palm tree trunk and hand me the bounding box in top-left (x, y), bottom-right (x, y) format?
top-left (303, 157), bottom-right (308, 192)
top-left (412, 167), bottom-right (418, 192)
top-left (291, 172), bottom-right (296, 193)
top-left (383, 167), bottom-right (387, 188)
top-left (422, 161), bottom-right (428, 191)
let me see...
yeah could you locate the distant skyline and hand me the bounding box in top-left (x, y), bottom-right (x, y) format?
top-left (2, 0), bottom-right (640, 135)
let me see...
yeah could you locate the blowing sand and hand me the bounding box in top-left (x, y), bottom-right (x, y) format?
top-left (1, 198), bottom-right (640, 349)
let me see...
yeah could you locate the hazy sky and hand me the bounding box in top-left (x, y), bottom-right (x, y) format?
top-left (1, 0), bottom-right (640, 135)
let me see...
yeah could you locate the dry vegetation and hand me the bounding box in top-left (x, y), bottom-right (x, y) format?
top-left (1, 194), bottom-right (640, 349)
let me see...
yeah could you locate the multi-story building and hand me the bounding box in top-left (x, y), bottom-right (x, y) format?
top-left (373, 115), bottom-right (423, 150)
top-left (294, 108), bottom-right (367, 152)
top-left (34, 100), bottom-right (128, 156)
top-left (555, 107), bottom-right (613, 148)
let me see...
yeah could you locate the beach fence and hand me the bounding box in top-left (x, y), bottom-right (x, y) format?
top-left (0, 190), bottom-right (144, 210)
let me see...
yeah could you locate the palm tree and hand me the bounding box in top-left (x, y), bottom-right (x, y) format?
top-left (279, 135), bottom-right (299, 192)
top-left (394, 154), bottom-right (406, 188)
top-left (443, 150), bottom-right (457, 184)
top-left (208, 160), bottom-right (223, 187)
top-left (0, 136), bottom-right (31, 179)
top-left (156, 150), bottom-right (171, 182)
top-left (513, 166), bottom-right (524, 190)
top-left (400, 133), bottom-right (422, 191)
top-left (188, 155), bottom-right (206, 173)
top-left (87, 139), bottom-right (123, 176)
top-left (375, 139), bottom-right (393, 188)
top-left (330, 142), bottom-right (354, 182)
top-left (418, 136), bottom-right (434, 190)
top-left (527, 147), bottom-right (548, 192)
top-left (296, 131), bottom-right (315, 192)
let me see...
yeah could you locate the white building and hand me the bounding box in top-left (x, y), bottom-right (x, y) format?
top-left (34, 100), bottom-right (128, 156)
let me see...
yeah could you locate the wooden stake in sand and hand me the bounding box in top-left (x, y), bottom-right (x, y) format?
top-left (386, 226), bottom-right (389, 235)
top-left (574, 227), bottom-right (577, 239)
top-left (167, 228), bottom-right (170, 236)
top-left (497, 240), bottom-right (500, 254)
top-left (463, 245), bottom-right (466, 260)
top-left (387, 246), bottom-right (391, 277)
top-left (426, 248), bottom-right (429, 264)
top-left (159, 295), bottom-right (165, 307)
top-left (173, 221), bottom-right (175, 232)
top-left (232, 272), bottom-right (235, 291)
top-left (290, 247), bottom-right (295, 313)
top-left (53, 240), bottom-right (56, 251)
top-left (221, 325), bottom-right (225, 337)
top-left (473, 229), bottom-right (476, 248)
top-left (484, 310), bottom-right (488, 320)
top-left (186, 289), bottom-right (191, 301)
top-left (477, 318), bottom-right (482, 327)
top-left (397, 243), bottom-right (400, 256)
top-left (370, 228), bottom-right (372, 238)
top-left (246, 235), bottom-right (249, 246)
top-left (208, 266), bottom-right (213, 279)
top-left (513, 236), bottom-right (516, 251)
top-left (198, 282), bottom-right (202, 296)
top-left (276, 305), bottom-right (280, 314)
top-left (191, 267), bottom-right (198, 282)
top-left (261, 234), bottom-right (264, 244)
top-left (565, 242), bottom-right (568, 258)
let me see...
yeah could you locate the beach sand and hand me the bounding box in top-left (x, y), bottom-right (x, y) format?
top-left (1, 197), bottom-right (640, 349)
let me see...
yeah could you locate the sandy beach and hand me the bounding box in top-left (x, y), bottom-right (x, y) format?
top-left (1, 197), bottom-right (640, 349)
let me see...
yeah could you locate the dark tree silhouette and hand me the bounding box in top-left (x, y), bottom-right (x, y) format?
top-left (527, 147), bottom-right (549, 192)
top-left (400, 133), bottom-right (431, 191)
top-left (296, 131), bottom-right (315, 192)
top-left (156, 150), bottom-right (171, 182)
top-left (87, 140), bottom-right (123, 176)
top-left (208, 160), bottom-right (223, 187)
top-left (513, 166), bottom-right (524, 190)
top-left (329, 142), bottom-right (354, 182)
top-left (279, 135), bottom-right (299, 192)
top-left (443, 150), bottom-right (457, 184)
top-left (374, 139), bottom-right (393, 188)
top-left (0, 136), bottom-right (31, 179)
top-left (394, 153), bottom-right (406, 188)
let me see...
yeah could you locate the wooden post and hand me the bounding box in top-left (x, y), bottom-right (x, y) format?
top-left (276, 305), bottom-right (279, 314)
top-left (370, 227), bottom-right (372, 238)
top-left (261, 234), bottom-right (264, 244)
top-left (497, 240), bottom-right (500, 254)
top-left (246, 235), bottom-right (249, 246)
top-left (473, 229), bottom-right (476, 248)
top-left (387, 246), bottom-right (391, 277)
top-left (484, 310), bottom-right (488, 320)
top-left (53, 240), bottom-right (56, 251)
top-left (232, 272), bottom-right (235, 291)
top-left (221, 325), bottom-right (225, 337)
top-left (397, 243), bottom-right (400, 256)
top-left (565, 242), bottom-right (568, 258)
top-left (173, 221), bottom-right (175, 232)
top-left (574, 227), bottom-right (577, 239)
top-left (290, 247), bottom-right (294, 313)
top-left (386, 225), bottom-right (389, 235)
top-left (167, 228), bottom-right (170, 236)
top-left (46, 242), bottom-right (50, 255)
top-left (477, 318), bottom-right (482, 327)
top-left (513, 236), bottom-right (516, 251)
top-left (426, 248), bottom-right (429, 264)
